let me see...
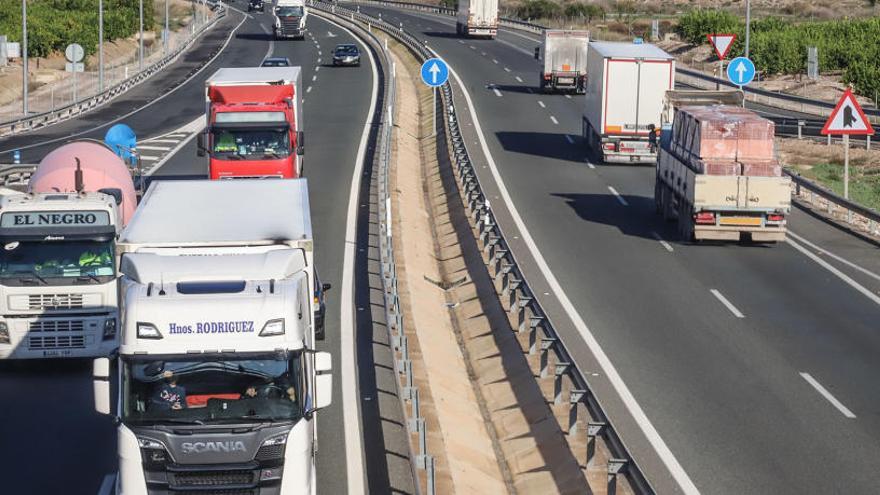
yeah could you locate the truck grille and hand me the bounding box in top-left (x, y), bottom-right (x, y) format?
top-left (169, 470), bottom-right (255, 489)
top-left (280, 17), bottom-right (301, 31)
top-left (255, 444), bottom-right (284, 461)
top-left (29, 293), bottom-right (83, 310)
top-left (29, 320), bottom-right (85, 332)
top-left (29, 335), bottom-right (85, 349)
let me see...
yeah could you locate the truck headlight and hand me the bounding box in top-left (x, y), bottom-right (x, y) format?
top-left (261, 432), bottom-right (289, 447)
top-left (259, 319), bottom-right (285, 337)
top-left (137, 322), bottom-right (163, 340)
top-left (137, 436), bottom-right (168, 468)
top-left (103, 318), bottom-right (117, 341)
top-left (137, 437), bottom-right (165, 449)
top-left (0, 322), bottom-right (9, 344)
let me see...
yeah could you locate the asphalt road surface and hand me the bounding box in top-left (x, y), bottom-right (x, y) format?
top-left (355, 5), bottom-right (880, 494)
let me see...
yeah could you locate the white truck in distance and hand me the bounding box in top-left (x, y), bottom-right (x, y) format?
top-left (274, 0), bottom-right (307, 39)
top-left (582, 41), bottom-right (675, 163)
top-left (537, 30), bottom-right (590, 93)
top-left (94, 179), bottom-right (332, 494)
top-left (456, 0), bottom-right (499, 38)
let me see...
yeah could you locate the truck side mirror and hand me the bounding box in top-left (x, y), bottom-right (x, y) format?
top-left (314, 351), bottom-right (332, 410)
top-left (297, 131), bottom-right (305, 156)
top-left (322, 283), bottom-right (332, 292)
top-left (534, 47), bottom-right (540, 60)
top-left (93, 357), bottom-right (112, 416)
top-left (98, 188), bottom-right (123, 206)
top-left (197, 133), bottom-right (206, 157)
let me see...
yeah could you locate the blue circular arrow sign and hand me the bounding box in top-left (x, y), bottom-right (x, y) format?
top-left (726, 57), bottom-right (756, 86)
top-left (420, 58), bottom-right (449, 87)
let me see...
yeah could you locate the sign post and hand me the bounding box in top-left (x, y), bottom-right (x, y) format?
top-left (707, 33), bottom-right (736, 90)
top-left (420, 58), bottom-right (449, 137)
top-left (820, 88), bottom-right (875, 220)
top-left (65, 43), bottom-right (85, 103)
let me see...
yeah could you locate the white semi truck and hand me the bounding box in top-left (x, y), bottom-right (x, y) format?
top-left (536, 30), bottom-right (590, 93)
top-left (94, 179), bottom-right (333, 494)
top-left (274, 0), bottom-right (307, 39)
top-left (456, 0), bottom-right (499, 38)
top-left (0, 141), bottom-right (136, 359)
top-left (582, 41), bottom-right (675, 163)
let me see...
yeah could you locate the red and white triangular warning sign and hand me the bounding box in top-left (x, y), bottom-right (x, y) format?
top-left (821, 89), bottom-right (875, 135)
top-left (706, 33), bottom-right (736, 60)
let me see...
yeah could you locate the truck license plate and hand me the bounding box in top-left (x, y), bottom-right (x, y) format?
top-left (43, 350), bottom-right (72, 357)
top-left (719, 217), bottom-right (762, 226)
top-left (557, 77), bottom-right (574, 84)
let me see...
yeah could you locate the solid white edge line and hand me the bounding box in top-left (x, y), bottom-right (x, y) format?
top-left (607, 186), bottom-right (628, 206)
top-left (799, 372), bottom-right (857, 418)
top-left (787, 231), bottom-right (880, 283)
top-left (709, 289), bottom-right (745, 318)
top-left (1, 10), bottom-right (248, 154)
top-left (651, 231), bottom-right (674, 252)
top-left (438, 49), bottom-right (701, 495)
top-left (323, 14), bottom-right (376, 495)
top-left (786, 238), bottom-right (880, 307)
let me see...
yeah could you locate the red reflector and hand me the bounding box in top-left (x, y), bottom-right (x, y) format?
top-left (695, 212), bottom-right (715, 224)
top-left (602, 143), bottom-right (616, 151)
top-left (544, 74), bottom-right (552, 80)
top-left (767, 214), bottom-right (784, 222)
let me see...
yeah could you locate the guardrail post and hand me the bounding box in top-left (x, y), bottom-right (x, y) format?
top-left (415, 416), bottom-right (427, 466)
top-left (528, 316), bottom-right (544, 354)
top-left (426, 455), bottom-right (436, 495)
top-left (827, 134), bottom-right (831, 146)
top-left (553, 362), bottom-right (571, 405)
top-left (607, 458), bottom-right (628, 495)
top-left (539, 337), bottom-right (557, 378)
top-left (586, 421), bottom-right (606, 467)
top-left (408, 388), bottom-right (421, 431)
top-left (867, 135), bottom-right (871, 150)
top-left (568, 389), bottom-right (586, 435)
top-left (797, 120), bottom-right (804, 140)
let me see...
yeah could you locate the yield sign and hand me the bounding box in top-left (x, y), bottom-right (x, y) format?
top-left (821, 88), bottom-right (875, 135)
top-left (706, 33), bottom-right (736, 60)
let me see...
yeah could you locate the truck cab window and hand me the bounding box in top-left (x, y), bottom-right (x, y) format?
top-left (0, 240), bottom-right (115, 286)
top-left (212, 129), bottom-right (290, 159)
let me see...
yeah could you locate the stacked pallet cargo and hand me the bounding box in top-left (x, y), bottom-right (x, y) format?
top-left (655, 103), bottom-right (791, 243)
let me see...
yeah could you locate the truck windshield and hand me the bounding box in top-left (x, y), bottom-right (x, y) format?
top-left (0, 240), bottom-right (115, 286)
top-left (122, 352), bottom-right (304, 425)
top-left (212, 128), bottom-right (290, 160)
top-left (276, 6), bottom-right (303, 16)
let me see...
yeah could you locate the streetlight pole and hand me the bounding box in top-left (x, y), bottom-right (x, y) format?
top-left (745, 0), bottom-right (751, 58)
top-left (99, 0), bottom-right (104, 92)
top-left (21, 0), bottom-right (28, 116)
top-left (139, 0), bottom-right (144, 71)
top-left (164, 0), bottom-right (169, 54)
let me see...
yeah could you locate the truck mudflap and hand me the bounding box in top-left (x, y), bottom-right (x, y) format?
top-left (694, 225), bottom-right (786, 242)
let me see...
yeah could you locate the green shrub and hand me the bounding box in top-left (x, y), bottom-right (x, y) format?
top-left (516, 0), bottom-right (562, 20)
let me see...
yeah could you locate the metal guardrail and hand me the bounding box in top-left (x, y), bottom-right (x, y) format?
top-left (321, 2), bottom-right (652, 493)
top-left (785, 169), bottom-right (880, 240)
top-left (0, 2), bottom-right (226, 138)
top-left (0, 164), bottom-right (36, 187)
top-left (310, 3), bottom-right (436, 493)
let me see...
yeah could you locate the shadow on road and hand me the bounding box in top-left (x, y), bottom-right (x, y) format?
top-left (495, 131), bottom-right (585, 162)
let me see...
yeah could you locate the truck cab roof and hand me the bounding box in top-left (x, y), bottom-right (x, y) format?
top-left (589, 41), bottom-right (673, 60)
top-left (207, 67), bottom-right (301, 87)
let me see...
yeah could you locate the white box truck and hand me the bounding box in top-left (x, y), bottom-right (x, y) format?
top-left (537, 30), bottom-right (590, 93)
top-left (274, 0), bottom-right (307, 39)
top-left (456, 0), bottom-right (499, 38)
top-left (94, 179), bottom-right (333, 494)
top-left (582, 41), bottom-right (675, 164)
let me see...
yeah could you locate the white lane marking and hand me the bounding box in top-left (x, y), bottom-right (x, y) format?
top-left (537, 100), bottom-right (545, 108)
top-left (318, 50), bottom-right (323, 56)
top-left (307, 86), bottom-right (312, 93)
top-left (652, 231), bottom-right (674, 252)
top-left (504, 67), bottom-right (511, 72)
top-left (317, 58), bottom-right (322, 63)
top-left (315, 66), bottom-right (321, 72)
top-left (492, 59), bottom-right (498, 64)
top-left (515, 76), bottom-right (523, 83)
top-left (470, 45), bottom-right (476, 50)
top-left (143, 138), bottom-right (180, 144)
top-left (481, 51), bottom-right (487, 56)
top-left (493, 88), bottom-right (502, 97)
top-left (327, 15), bottom-right (375, 495)
top-left (787, 238), bottom-right (880, 307)
top-left (0, 9), bottom-right (248, 155)
top-left (565, 135), bottom-right (574, 145)
top-left (438, 50), bottom-right (701, 495)
top-left (139, 155), bottom-right (160, 162)
top-left (607, 186), bottom-right (628, 206)
top-left (312, 74), bottom-right (318, 82)
top-left (787, 231), bottom-right (880, 283)
top-left (565, 94), bottom-right (572, 99)
top-left (800, 372), bottom-right (856, 418)
top-left (550, 115), bottom-right (559, 125)
top-left (146, 115), bottom-right (203, 176)
top-left (586, 161), bottom-right (596, 169)
top-left (96, 473), bottom-right (116, 495)
top-left (710, 289), bottom-right (745, 318)
top-left (327, 30), bottom-right (337, 37)
top-left (259, 22), bottom-right (275, 60)
top-left (136, 145), bottom-right (171, 151)
top-left (458, 40), bottom-right (465, 44)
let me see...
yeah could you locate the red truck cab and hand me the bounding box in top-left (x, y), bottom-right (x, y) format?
top-left (198, 67), bottom-right (304, 179)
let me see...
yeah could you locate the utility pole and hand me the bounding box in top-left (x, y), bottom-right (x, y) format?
top-left (21, 0), bottom-right (28, 116)
top-left (164, 0), bottom-right (169, 54)
top-left (99, 0), bottom-right (104, 91)
top-left (745, 0), bottom-right (751, 58)
top-left (139, 0), bottom-right (144, 71)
